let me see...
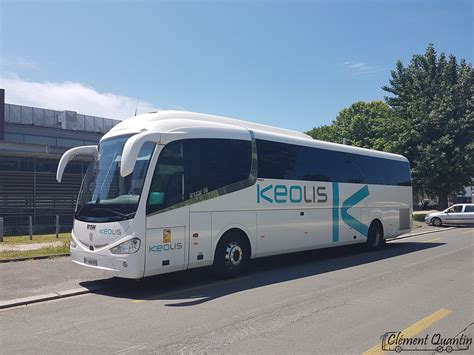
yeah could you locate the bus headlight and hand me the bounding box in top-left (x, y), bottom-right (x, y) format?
top-left (110, 238), bottom-right (141, 254)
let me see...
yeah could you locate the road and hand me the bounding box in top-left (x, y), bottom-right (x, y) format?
top-left (1, 227), bottom-right (473, 354)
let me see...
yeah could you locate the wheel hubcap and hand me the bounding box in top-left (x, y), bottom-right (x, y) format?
top-left (225, 242), bottom-right (242, 267)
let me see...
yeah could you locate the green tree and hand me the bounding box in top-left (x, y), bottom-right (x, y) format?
top-left (306, 100), bottom-right (402, 151)
top-left (306, 123), bottom-right (339, 143)
top-left (383, 44), bottom-right (474, 209)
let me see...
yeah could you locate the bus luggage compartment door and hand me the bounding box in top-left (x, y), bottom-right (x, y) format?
top-left (145, 227), bottom-right (186, 275)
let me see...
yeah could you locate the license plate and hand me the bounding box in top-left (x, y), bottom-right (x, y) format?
top-left (84, 257), bottom-right (97, 266)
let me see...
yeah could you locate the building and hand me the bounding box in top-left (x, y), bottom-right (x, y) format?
top-left (453, 184), bottom-right (473, 204)
top-left (0, 89), bottom-right (120, 235)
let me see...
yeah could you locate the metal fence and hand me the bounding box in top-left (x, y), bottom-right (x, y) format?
top-left (0, 164), bottom-right (84, 235)
top-left (0, 214), bottom-right (68, 240)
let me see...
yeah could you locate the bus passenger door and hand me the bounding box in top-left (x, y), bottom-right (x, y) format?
top-left (188, 212), bottom-right (212, 269)
top-left (146, 227), bottom-right (186, 274)
top-left (145, 208), bottom-right (188, 276)
top-left (144, 140), bottom-right (189, 276)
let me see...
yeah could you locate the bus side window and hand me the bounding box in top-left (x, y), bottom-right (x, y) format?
top-left (347, 155), bottom-right (365, 184)
top-left (147, 141), bottom-right (185, 213)
top-left (146, 139), bottom-right (251, 214)
top-left (184, 139), bottom-right (251, 196)
top-left (256, 139), bottom-right (410, 187)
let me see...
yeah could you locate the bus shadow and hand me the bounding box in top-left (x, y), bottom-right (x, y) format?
top-left (80, 241), bottom-right (444, 306)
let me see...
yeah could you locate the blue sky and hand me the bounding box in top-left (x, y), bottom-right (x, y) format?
top-left (1, 0), bottom-right (472, 131)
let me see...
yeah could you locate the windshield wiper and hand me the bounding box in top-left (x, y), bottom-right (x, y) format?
top-left (88, 208), bottom-right (135, 220)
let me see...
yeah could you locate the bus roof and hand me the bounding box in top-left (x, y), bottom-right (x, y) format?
top-left (105, 110), bottom-right (312, 140)
top-left (103, 110), bottom-right (408, 162)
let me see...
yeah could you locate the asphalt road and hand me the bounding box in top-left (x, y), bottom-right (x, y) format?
top-left (1, 227), bottom-right (472, 354)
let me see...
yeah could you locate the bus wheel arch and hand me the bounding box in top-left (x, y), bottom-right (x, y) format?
top-left (212, 228), bottom-right (251, 278)
top-left (364, 218), bottom-right (385, 251)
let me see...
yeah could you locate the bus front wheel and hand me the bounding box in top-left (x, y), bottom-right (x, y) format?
top-left (213, 231), bottom-right (250, 279)
top-left (364, 221), bottom-right (385, 251)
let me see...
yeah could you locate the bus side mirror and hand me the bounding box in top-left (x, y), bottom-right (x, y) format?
top-left (121, 132), bottom-right (161, 177)
top-left (149, 191), bottom-right (164, 205)
top-left (56, 145), bottom-right (98, 183)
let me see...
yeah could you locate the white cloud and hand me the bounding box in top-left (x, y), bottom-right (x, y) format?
top-left (0, 74), bottom-right (160, 119)
top-left (343, 61), bottom-right (385, 75)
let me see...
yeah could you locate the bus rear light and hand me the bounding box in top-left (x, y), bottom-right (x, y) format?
top-left (110, 238), bottom-right (141, 254)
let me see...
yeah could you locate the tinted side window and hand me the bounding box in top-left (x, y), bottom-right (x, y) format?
top-left (256, 139), bottom-right (411, 186)
top-left (464, 205), bottom-right (474, 212)
top-left (147, 141), bottom-right (186, 211)
top-left (147, 139), bottom-right (251, 213)
top-left (256, 140), bottom-right (363, 183)
top-left (185, 139), bottom-right (251, 197)
top-left (255, 140), bottom-right (298, 180)
top-left (351, 154), bottom-right (411, 186)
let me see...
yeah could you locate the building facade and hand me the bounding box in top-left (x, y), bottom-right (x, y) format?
top-left (0, 89), bottom-right (120, 235)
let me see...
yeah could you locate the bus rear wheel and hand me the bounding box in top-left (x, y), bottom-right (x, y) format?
top-left (213, 231), bottom-right (250, 279)
top-left (364, 221), bottom-right (385, 251)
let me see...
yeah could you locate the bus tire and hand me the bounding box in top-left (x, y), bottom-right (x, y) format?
top-left (213, 230), bottom-right (250, 279)
top-left (364, 220), bottom-right (385, 251)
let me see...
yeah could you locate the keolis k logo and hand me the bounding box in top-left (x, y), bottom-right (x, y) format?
top-left (332, 182), bottom-right (369, 242)
top-left (256, 182), bottom-right (369, 242)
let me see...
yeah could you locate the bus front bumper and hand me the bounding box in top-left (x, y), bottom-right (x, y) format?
top-left (70, 248), bottom-right (144, 279)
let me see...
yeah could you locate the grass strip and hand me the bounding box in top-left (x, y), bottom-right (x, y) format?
top-left (0, 233), bottom-right (71, 245)
top-left (0, 243), bottom-right (70, 260)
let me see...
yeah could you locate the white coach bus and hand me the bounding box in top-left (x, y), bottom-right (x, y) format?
top-left (57, 111), bottom-right (412, 279)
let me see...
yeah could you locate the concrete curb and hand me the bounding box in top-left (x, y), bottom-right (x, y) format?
top-left (0, 285), bottom-right (108, 310)
top-left (390, 227), bottom-right (456, 241)
top-left (0, 253), bottom-right (70, 263)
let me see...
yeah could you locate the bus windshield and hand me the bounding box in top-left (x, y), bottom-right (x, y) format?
top-left (75, 135), bottom-right (155, 222)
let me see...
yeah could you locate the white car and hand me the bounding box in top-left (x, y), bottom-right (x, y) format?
top-left (425, 203), bottom-right (474, 226)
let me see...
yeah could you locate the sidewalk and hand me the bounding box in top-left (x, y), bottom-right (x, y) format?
top-left (408, 220), bottom-right (445, 234)
top-left (0, 256), bottom-right (116, 305)
top-left (0, 223), bottom-right (450, 308)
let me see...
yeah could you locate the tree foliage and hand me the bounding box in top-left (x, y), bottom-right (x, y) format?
top-left (306, 123), bottom-right (339, 143)
top-left (306, 100), bottom-right (403, 152)
top-left (383, 44), bottom-right (473, 208)
top-left (306, 45), bottom-right (473, 208)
